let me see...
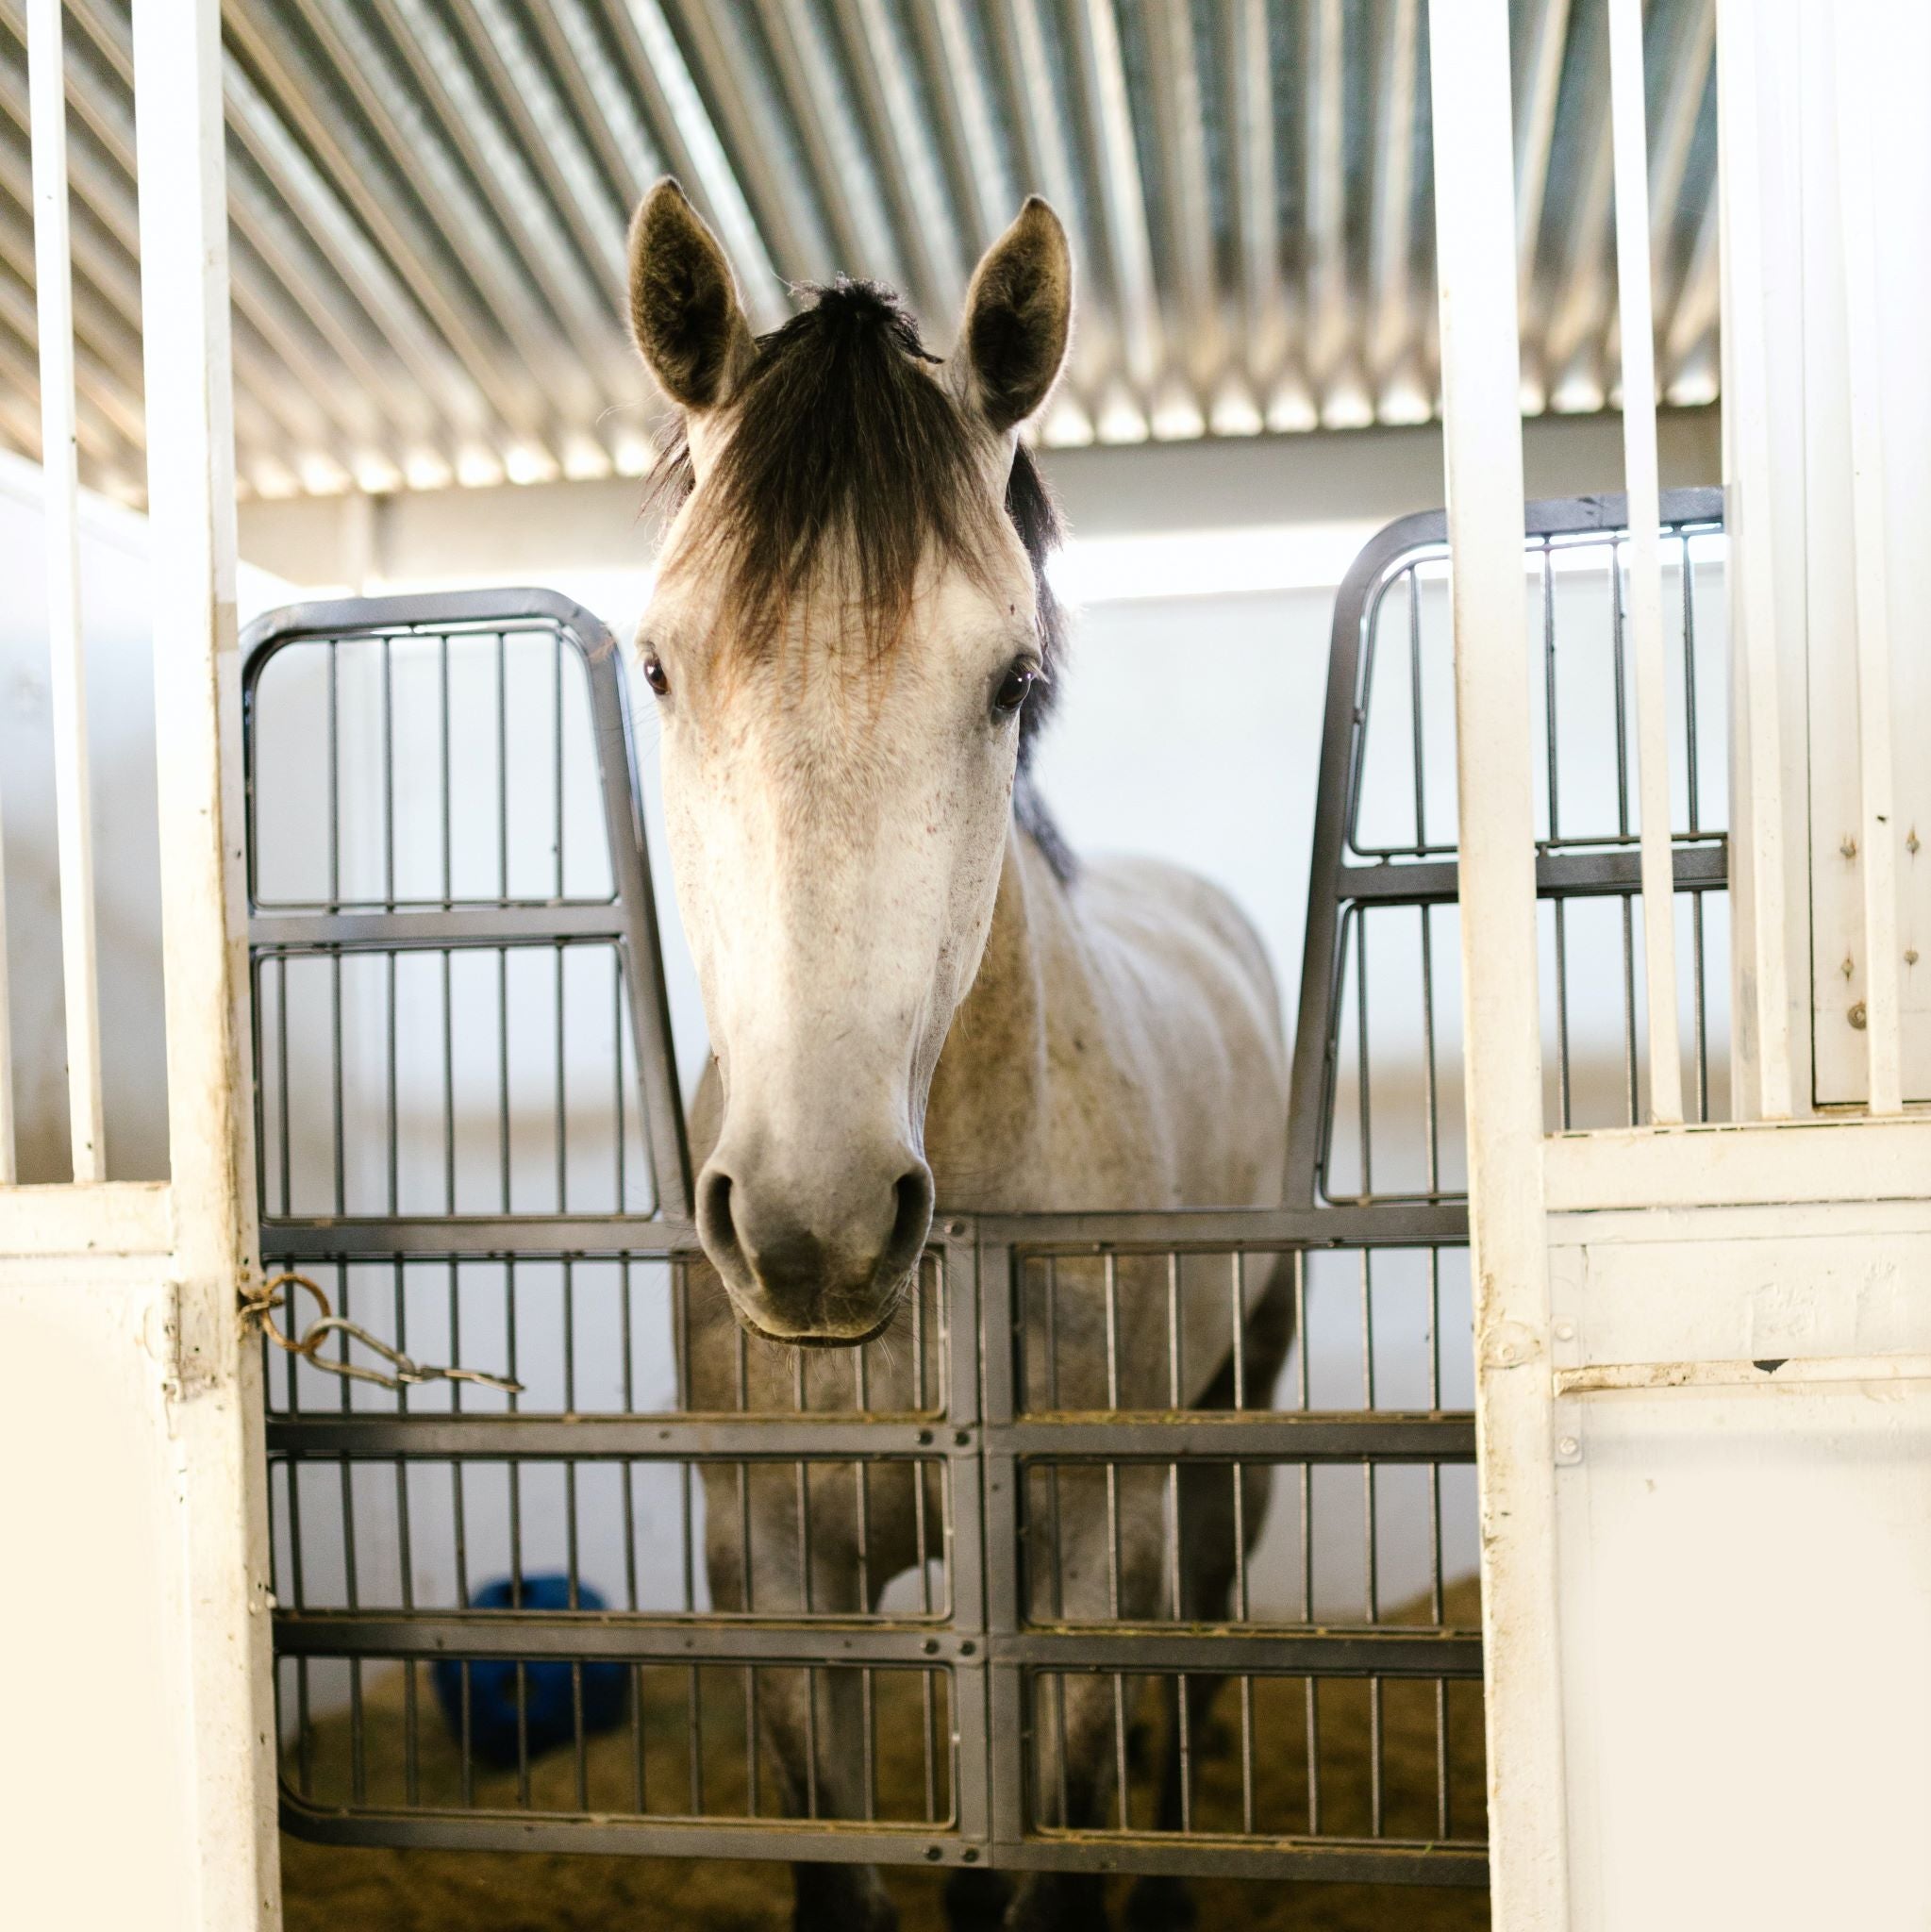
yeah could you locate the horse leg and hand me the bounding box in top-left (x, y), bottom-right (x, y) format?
top-left (702, 1458), bottom-right (900, 1932)
top-left (1126, 1256), bottom-right (1296, 1932)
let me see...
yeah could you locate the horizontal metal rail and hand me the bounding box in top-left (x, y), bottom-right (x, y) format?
top-left (1339, 840), bottom-right (1726, 906)
top-left (1002, 1627), bottom-right (1483, 1675)
top-left (1006, 1832), bottom-right (1488, 1886)
top-left (258, 1204), bottom-right (1473, 1259)
top-left (251, 904), bottom-right (626, 948)
top-left (275, 1616), bottom-right (960, 1661)
top-left (995, 1414), bottom-right (1475, 1461)
top-left (281, 1804), bottom-right (974, 1866)
top-left (266, 1416), bottom-right (957, 1457)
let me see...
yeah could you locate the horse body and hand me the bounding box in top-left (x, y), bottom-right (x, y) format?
top-left (625, 180), bottom-right (1292, 1930)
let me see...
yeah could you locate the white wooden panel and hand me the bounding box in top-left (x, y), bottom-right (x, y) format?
top-left (1426, 1), bottom-right (1569, 1921)
top-left (1544, 1115), bottom-right (1931, 1212)
top-left (0, 1252), bottom-right (208, 1931)
top-left (1829, 2), bottom-right (1901, 1109)
top-left (1799, 3), bottom-right (1931, 1106)
top-left (1551, 1218), bottom-right (1931, 1930)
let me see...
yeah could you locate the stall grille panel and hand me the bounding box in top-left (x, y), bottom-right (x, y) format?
top-left (249, 491), bottom-right (1723, 1883)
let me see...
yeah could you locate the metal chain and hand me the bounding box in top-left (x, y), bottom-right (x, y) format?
top-left (239, 1272), bottom-right (524, 1395)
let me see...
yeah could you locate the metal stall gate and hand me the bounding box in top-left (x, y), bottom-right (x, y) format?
top-left (246, 489), bottom-right (1724, 1889)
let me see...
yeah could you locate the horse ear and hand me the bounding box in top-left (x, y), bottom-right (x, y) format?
top-left (954, 197), bottom-right (1073, 434)
top-left (626, 178), bottom-right (756, 411)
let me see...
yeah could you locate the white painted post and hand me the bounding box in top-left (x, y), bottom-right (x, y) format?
top-left (1831, 5), bottom-right (1904, 1115)
top-left (133, 0), bottom-right (282, 1920)
top-left (0, 774), bottom-right (12, 1183)
top-left (26, 0), bottom-right (106, 1181)
top-left (1427, 1), bottom-right (1571, 1924)
top-left (1714, 0), bottom-right (1794, 1119)
top-left (1606, 0), bottom-right (1683, 1124)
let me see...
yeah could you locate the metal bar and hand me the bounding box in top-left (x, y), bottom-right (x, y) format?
top-left (1715, 2), bottom-right (1794, 1118)
top-left (1512, 0), bottom-right (1573, 283)
top-left (1555, 1353), bottom-right (1931, 1396)
top-left (277, 1615), bottom-right (964, 1662)
top-left (133, 0), bottom-right (280, 1912)
top-left (594, 0), bottom-right (789, 330)
top-left (250, 898), bottom-right (628, 948)
top-left (980, 1204), bottom-right (1471, 1248)
top-left (995, 1416), bottom-right (1473, 1460)
top-left (26, 0), bottom-right (105, 1180)
top-left (1608, 0), bottom-right (1685, 1124)
top-left (259, 1202), bottom-right (1474, 1259)
top-left (1064, 0), bottom-right (1161, 392)
top-left (1832, 17), bottom-right (1903, 1115)
top-left (1303, 0), bottom-right (1351, 406)
top-left (268, 1415), bottom-right (959, 1457)
top-left (281, 1804), bottom-right (977, 1866)
top-left (1001, 1629), bottom-right (1481, 1675)
top-left (999, 1831), bottom-right (1487, 1885)
top-left (1367, 0), bottom-right (1421, 407)
top-left (1426, 7), bottom-right (1571, 1924)
top-left (0, 511), bottom-right (10, 1180)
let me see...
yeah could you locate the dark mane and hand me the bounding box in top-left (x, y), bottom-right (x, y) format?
top-left (644, 278), bottom-right (1068, 780)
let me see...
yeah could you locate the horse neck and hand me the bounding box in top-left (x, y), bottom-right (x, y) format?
top-left (923, 823), bottom-right (1057, 1211)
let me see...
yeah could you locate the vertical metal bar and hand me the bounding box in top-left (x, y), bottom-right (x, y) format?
top-left (584, 635), bottom-right (692, 1215)
top-left (1357, 914), bottom-right (1373, 1192)
top-left (1421, 908), bottom-right (1441, 1191)
top-left (1692, 893), bottom-right (1710, 1122)
top-left (1428, 2), bottom-right (1571, 1915)
top-left (1609, 0), bottom-right (1685, 1123)
top-left (554, 944), bottom-right (567, 1212)
top-left (1622, 891), bottom-right (1640, 1124)
top-left (27, 0), bottom-right (105, 1182)
top-left (1833, 21), bottom-right (1904, 1114)
top-left (0, 742), bottom-right (11, 1178)
top-left (1681, 528), bottom-right (1703, 836)
top-left (1408, 566), bottom-right (1428, 852)
top-left (1716, 0), bottom-right (1795, 1118)
top-left (1543, 542), bottom-right (1562, 844)
top-left (1547, 545), bottom-right (1573, 1128)
top-left (275, 957), bottom-right (291, 1217)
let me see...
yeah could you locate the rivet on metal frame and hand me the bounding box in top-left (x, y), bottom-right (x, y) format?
top-left (1849, 1002), bottom-right (1868, 1031)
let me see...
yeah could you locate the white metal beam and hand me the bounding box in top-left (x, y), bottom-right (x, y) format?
top-left (1428, 0), bottom-right (1571, 1922)
top-left (26, 0), bottom-right (105, 1181)
top-left (1715, 0), bottom-right (1794, 1118)
top-left (1607, 0), bottom-right (1683, 1124)
top-left (132, 0), bottom-right (280, 1921)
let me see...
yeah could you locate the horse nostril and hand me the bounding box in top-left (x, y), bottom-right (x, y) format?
top-left (696, 1165), bottom-right (745, 1282)
top-left (886, 1164), bottom-right (935, 1275)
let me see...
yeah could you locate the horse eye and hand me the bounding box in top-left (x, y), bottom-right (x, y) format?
top-left (642, 654), bottom-right (670, 698)
top-left (992, 661), bottom-right (1037, 716)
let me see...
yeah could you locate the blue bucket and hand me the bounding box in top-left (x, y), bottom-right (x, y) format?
top-left (430, 1575), bottom-right (628, 1768)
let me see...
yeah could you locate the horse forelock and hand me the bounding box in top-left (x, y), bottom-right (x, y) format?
top-left (643, 278), bottom-right (1067, 776)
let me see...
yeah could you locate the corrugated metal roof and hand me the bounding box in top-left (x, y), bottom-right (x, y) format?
top-left (0, 0), bottom-right (1717, 507)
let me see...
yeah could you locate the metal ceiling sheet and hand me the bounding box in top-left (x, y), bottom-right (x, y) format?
top-left (0, 0), bottom-right (1717, 506)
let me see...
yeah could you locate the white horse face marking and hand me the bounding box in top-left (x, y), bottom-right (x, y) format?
top-left (626, 183), bottom-right (1072, 1341)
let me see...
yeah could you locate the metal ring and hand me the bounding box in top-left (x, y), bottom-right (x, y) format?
top-left (250, 1271), bottom-right (332, 1359)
